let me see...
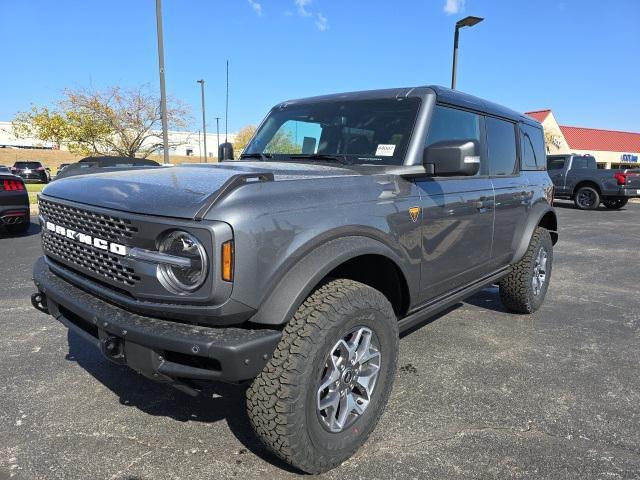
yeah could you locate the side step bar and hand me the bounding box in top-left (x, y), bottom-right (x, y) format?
top-left (398, 268), bottom-right (510, 333)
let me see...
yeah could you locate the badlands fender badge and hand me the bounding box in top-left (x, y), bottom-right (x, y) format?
top-left (409, 207), bottom-right (420, 223)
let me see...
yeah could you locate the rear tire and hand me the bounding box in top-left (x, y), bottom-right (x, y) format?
top-left (499, 227), bottom-right (553, 314)
top-left (246, 279), bottom-right (399, 474)
top-left (574, 186), bottom-right (600, 210)
top-left (602, 197), bottom-right (628, 210)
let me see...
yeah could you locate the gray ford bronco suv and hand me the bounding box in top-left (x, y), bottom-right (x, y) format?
top-left (32, 86), bottom-right (558, 473)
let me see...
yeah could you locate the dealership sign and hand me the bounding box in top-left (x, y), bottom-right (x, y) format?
top-left (621, 153), bottom-right (639, 163)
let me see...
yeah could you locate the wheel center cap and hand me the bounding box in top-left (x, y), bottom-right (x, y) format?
top-left (342, 368), bottom-right (354, 384)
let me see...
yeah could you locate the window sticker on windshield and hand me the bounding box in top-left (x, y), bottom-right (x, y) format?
top-left (375, 144), bottom-right (396, 156)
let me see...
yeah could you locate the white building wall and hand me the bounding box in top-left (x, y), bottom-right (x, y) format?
top-left (0, 121), bottom-right (236, 158)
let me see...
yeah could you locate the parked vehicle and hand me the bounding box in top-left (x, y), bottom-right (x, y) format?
top-left (53, 156), bottom-right (161, 180)
top-left (0, 165), bottom-right (11, 174)
top-left (31, 86), bottom-right (558, 474)
top-left (0, 173), bottom-right (29, 234)
top-left (547, 154), bottom-right (640, 209)
top-left (11, 160), bottom-right (50, 183)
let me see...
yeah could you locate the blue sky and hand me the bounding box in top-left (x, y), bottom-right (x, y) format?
top-left (1, 0), bottom-right (638, 133)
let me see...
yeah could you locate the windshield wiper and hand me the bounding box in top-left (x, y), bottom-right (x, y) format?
top-left (288, 154), bottom-right (352, 165)
top-left (239, 152), bottom-right (272, 161)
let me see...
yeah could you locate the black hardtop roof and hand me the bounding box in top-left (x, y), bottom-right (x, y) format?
top-left (279, 85), bottom-right (538, 127)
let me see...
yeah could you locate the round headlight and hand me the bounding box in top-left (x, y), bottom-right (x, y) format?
top-left (157, 230), bottom-right (208, 294)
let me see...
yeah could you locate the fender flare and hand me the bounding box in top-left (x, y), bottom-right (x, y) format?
top-left (510, 202), bottom-right (558, 264)
top-left (249, 235), bottom-right (409, 326)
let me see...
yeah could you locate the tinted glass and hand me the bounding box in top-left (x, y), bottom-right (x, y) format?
top-left (520, 123), bottom-right (546, 170)
top-left (571, 156), bottom-right (595, 169)
top-left (14, 162), bottom-right (41, 168)
top-left (547, 158), bottom-right (566, 170)
top-left (572, 157), bottom-right (591, 169)
top-left (486, 117), bottom-right (517, 176)
top-left (426, 105), bottom-right (485, 175)
top-left (244, 98), bottom-right (421, 165)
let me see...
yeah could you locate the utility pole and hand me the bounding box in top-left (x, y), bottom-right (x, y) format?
top-left (197, 79), bottom-right (207, 162)
top-left (155, 0), bottom-right (170, 164)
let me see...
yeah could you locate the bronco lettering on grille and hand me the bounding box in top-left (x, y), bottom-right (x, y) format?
top-left (45, 221), bottom-right (128, 256)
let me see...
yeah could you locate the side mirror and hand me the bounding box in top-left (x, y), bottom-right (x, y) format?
top-left (218, 142), bottom-right (234, 161)
top-left (424, 139), bottom-right (480, 176)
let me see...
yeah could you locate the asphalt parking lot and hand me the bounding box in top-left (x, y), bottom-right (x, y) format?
top-left (1, 202), bottom-right (639, 480)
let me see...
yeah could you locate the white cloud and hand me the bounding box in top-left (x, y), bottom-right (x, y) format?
top-left (443, 0), bottom-right (465, 15)
top-left (295, 0), bottom-right (312, 17)
top-left (315, 12), bottom-right (328, 31)
top-left (248, 0), bottom-right (262, 16)
top-left (290, 0), bottom-right (328, 31)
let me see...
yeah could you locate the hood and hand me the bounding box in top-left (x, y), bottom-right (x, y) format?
top-left (41, 162), bottom-right (356, 219)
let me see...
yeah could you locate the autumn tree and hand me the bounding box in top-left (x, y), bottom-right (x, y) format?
top-left (233, 125), bottom-right (257, 152)
top-left (13, 85), bottom-right (190, 158)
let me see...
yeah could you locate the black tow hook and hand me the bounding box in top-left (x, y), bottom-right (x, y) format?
top-left (31, 292), bottom-right (49, 314)
top-left (100, 335), bottom-right (126, 364)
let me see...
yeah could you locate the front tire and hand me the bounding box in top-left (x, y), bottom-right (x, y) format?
top-left (246, 279), bottom-right (399, 474)
top-left (499, 227), bottom-right (553, 314)
top-left (602, 197), bottom-right (628, 210)
top-left (574, 186), bottom-right (600, 210)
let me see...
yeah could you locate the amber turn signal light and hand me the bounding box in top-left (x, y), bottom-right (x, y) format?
top-left (221, 241), bottom-right (234, 282)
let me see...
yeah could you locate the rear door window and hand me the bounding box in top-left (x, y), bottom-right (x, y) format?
top-left (547, 158), bottom-right (566, 170)
top-left (486, 117), bottom-right (518, 176)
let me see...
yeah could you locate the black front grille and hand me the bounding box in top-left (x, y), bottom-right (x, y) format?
top-left (42, 230), bottom-right (140, 287)
top-left (39, 198), bottom-right (138, 241)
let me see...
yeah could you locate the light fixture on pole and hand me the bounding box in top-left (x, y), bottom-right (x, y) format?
top-left (155, 0), bottom-right (170, 164)
top-left (197, 79), bottom-right (207, 163)
top-left (451, 15), bottom-right (483, 90)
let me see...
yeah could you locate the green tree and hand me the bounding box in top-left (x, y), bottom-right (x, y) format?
top-left (13, 85), bottom-right (190, 158)
top-left (264, 130), bottom-right (300, 154)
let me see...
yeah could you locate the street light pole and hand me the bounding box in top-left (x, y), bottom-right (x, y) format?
top-left (215, 117), bottom-right (221, 159)
top-left (155, 0), bottom-right (170, 164)
top-left (197, 79), bottom-right (207, 163)
top-left (451, 16), bottom-right (484, 90)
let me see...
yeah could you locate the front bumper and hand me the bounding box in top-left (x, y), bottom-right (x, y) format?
top-left (32, 257), bottom-right (281, 390)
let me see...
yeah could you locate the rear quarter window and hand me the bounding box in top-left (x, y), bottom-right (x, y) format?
top-left (520, 123), bottom-right (547, 171)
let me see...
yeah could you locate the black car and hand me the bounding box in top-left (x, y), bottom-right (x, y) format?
top-left (11, 161), bottom-right (50, 183)
top-left (0, 173), bottom-right (29, 234)
top-left (53, 156), bottom-right (161, 180)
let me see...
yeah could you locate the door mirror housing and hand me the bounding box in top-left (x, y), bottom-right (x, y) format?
top-left (219, 142), bottom-right (234, 161)
top-left (424, 139), bottom-right (480, 176)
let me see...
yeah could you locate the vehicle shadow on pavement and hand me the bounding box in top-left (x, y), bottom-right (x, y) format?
top-left (462, 286), bottom-right (509, 313)
top-left (64, 331), bottom-right (302, 474)
top-left (0, 221), bottom-right (41, 238)
top-left (552, 200), bottom-right (626, 211)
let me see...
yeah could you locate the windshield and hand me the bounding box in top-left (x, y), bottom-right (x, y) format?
top-left (243, 98), bottom-right (421, 165)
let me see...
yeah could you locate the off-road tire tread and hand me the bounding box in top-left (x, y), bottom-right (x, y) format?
top-left (499, 227), bottom-right (552, 314)
top-left (246, 278), bottom-right (397, 474)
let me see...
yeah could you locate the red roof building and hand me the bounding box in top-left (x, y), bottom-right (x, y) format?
top-left (524, 109), bottom-right (640, 169)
